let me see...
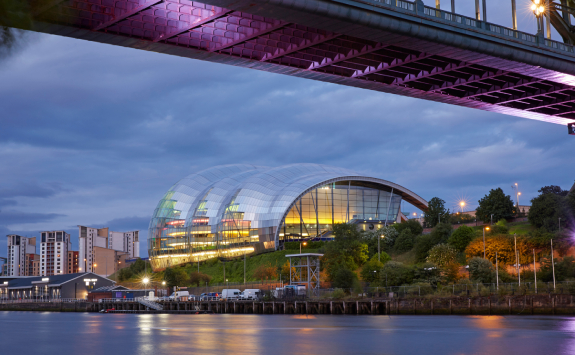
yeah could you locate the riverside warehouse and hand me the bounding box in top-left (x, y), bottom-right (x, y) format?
top-left (0, 272), bottom-right (115, 300)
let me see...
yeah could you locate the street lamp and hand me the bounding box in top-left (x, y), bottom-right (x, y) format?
top-left (483, 226), bottom-right (490, 259)
top-left (459, 201), bottom-right (466, 213)
top-left (378, 234), bottom-right (384, 262)
top-left (300, 241), bottom-right (307, 254)
top-left (531, 0), bottom-right (549, 38)
top-left (143, 277), bottom-right (149, 296)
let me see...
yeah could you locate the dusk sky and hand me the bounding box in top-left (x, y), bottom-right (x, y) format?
top-left (1, 0), bottom-right (574, 256)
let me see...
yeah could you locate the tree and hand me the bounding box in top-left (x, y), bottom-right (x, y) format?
top-left (465, 235), bottom-right (517, 265)
top-left (414, 234), bottom-right (435, 262)
top-left (539, 185), bottom-right (568, 196)
top-left (378, 226), bottom-right (399, 250)
top-left (468, 257), bottom-right (495, 283)
top-left (427, 244), bottom-right (459, 282)
top-left (529, 191), bottom-right (567, 231)
top-left (280, 261), bottom-right (297, 281)
top-left (253, 263), bottom-right (278, 280)
top-left (381, 261), bottom-right (414, 286)
top-left (476, 188), bottom-right (515, 223)
top-left (426, 244), bottom-right (458, 267)
top-left (323, 223), bottom-right (369, 280)
top-left (332, 267), bottom-right (358, 289)
top-left (189, 272), bottom-right (212, 287)
top-left (429, 222), bottom-right (453, 245)
top-left (394, 228), bottom-right (415, 253)
top-left (164, 267), bottom-right (189, 289)
top-left (539, 256), bottom-right (575, 282)
top-left (117, 267), bottom-right (133, 281)
top-left (424, 197), bottom-right (450, 228)
top-left (393, 219), bottom-right (423, 236)
top-left (360, 255), bottom-right (385, 283)
top-left (448, 225), bottom-right (476, 252)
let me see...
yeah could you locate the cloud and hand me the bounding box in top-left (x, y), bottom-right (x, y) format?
top-left (0, 210), bottom-right (65, 226)
top-left (0, 10), bottom-right (573, 262)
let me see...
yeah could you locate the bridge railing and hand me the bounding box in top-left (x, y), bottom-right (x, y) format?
top-left (359, 0), bottom-right (575, 57)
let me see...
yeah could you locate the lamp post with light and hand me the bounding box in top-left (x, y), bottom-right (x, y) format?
top-left (300, 241), bottom-right (307, 254)
top-left (483, 226), bottom-right (490, 259)
top-left (531, 0), bottom-right (550, 39)
top-left (143, 277), bottom-right (149, 297)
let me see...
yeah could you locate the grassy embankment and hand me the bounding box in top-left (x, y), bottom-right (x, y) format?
top-left (116, 247), bottom-right (320, 285)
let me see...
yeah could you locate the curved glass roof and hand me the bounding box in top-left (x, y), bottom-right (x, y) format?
top-left (148, 163), bottom-right (428, 270)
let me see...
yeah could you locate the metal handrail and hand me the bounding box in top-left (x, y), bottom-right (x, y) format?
top-left (352, 0), bottom-right (575, 57)
top-left (0, 298), bottom-right (87, 304)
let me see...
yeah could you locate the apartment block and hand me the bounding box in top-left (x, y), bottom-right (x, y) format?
top-left (40, 231), bottom-right (72, 276)
top-left (67, 250), bottom-right (79, 274)
top-left (6, 235), bottom-right (37, 276)
top-left (79, 226), bottom-right (139, 276)
top-left (109, 231), bottom-right (139, 259)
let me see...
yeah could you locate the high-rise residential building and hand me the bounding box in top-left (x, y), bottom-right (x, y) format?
top-left (6, 235), bottom-right (37, 276)
top-left (108, 231), bottom-right (140, 259)
top-left (40, 231), bottom-right (72, 276)
top-left (67, 251), bottom-right (79, 274)
top-left (32, 258), bottom-right (40, 276)
top-left (78, 226), bottom-right (139, 275)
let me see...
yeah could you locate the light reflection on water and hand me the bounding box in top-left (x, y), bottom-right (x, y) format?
top-left (3, 312), bottom-right (575, 355)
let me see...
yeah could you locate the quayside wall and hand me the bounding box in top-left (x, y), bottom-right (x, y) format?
top-left (5, 295), bottom-right (575, 315)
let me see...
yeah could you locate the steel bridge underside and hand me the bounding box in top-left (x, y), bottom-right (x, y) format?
top-left (27, 0), bottom-right (575, 126)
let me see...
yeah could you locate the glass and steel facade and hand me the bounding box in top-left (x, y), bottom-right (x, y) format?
top-left (148, 164), bottom-right (427, 271)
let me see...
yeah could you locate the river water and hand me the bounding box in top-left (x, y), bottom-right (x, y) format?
top-left (3, 312), bottom-right (575, 354)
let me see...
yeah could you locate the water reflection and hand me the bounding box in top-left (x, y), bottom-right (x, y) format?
top-left (3, 313), bottom-right (575, 355)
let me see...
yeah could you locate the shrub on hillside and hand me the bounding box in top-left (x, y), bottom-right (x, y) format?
top-left (164, 267), bottom-right (189, 289)
top-left (414, 234), bottom-right (435, 262)
top-left (430, 223), bottom-right (453, 245)
top-left (253, 263), bottom-right (278, 280)
top-left (448, 225), bottom-right (476, 252)
top-left (426, 244), bottom-right (458, 267)
top-left (393, 219), bottom-right (423, 236)
top-left (189, 272), bottom-right (212, 287)
top-left (332, 267), bottom-right (358, 289)
top-left (394, 229), bottom-right (415, 253)
top-left (468, 257), bottom-right (495, 283)
top-left (381, 261), bottom-right (414, 286)
top-left (360, 255), bottom-right (385, 283)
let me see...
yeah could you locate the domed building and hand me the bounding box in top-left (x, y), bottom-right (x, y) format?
top-left (148, 164), bottom-right (428, 271)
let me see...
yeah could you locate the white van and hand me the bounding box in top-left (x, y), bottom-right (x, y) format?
top-left (221, 289), bottom-right (241, 300)
top-left (168, 290), bottom-right (190, 301)
top-left (241, 289), bottom-right (261, 300)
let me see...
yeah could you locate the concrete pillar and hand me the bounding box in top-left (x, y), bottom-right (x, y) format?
top-left (356, 301), bottom-right (359, 315)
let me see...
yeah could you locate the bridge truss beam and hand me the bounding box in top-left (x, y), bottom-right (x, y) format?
top-left (27, 0), bottom-right (575, 127)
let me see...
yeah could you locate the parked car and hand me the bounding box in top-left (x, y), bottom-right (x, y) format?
top-left (240, 289), bottom-right (261, 300)
top-left (200, 292), bottom-right (220, 301)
